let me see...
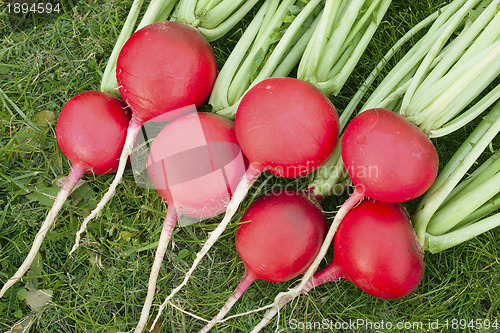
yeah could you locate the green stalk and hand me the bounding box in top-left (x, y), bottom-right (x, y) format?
top-left (212, 0), bottom-right (325, 117)
top-left (424, 213), bottom-right (500, 253)
top-left (426, 171), bottom-right (500, 235)
top-left (226, 0), bottom-right (295, 104)
top-left (100, 0), bottom-right (145, 94)
top-left (310, 7), bottom-right (441, 197)
top-left (198, 0), bottom-right (260, 41)
top-left (208, 0), bottom-right (271, 112)
top-left (100, 0), bottom-right (178, 94)
top-left (412, 101), bottom-right (500, 243)
top-left (176, 0), bottom-right (260, 41)
top-left (443, 153), bottom-right (500, 206)
top-left (455, 193), bottom-right (500, 227)
top-left (363, 0), bottom-right (467, 110)
top-left (399, 0), bottom-right (482, 115)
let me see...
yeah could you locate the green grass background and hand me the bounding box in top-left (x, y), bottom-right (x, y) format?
top-left (0, 0), bottom-right (498, 332)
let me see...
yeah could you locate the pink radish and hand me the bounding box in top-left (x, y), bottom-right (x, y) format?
top-left (303, 199), bottom-right (424, 298)
top-left (70, 20), bottom-right (217, 253)
top-left (0, 91), bottom-right (130, 297)
top-left (200, 191), bottom-right (328, 332)
top-left (151, 77), bottom-right (339, 326)
top-left (134, 112), bottom-right (246, 332)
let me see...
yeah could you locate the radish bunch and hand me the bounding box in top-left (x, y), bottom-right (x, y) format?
top-left (150, 76), bottom-right (340, 325)
top-left (252, 107), bottom-right (438, 331)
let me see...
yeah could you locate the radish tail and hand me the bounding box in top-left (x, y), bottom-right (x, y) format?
top-left (135, 207), bottom-right (179, 333)
top-left (150, 164), bottom-right (263, 329)
top-left (199, 271), bottom-right (256, 333)
top-left (302, 263), bottom-right (343, 293)
top-left (251, 186), bottom-right (365, 332)
top-left (69, 120), bottom-right (142, 255)
top-left (0, 165), bottom-right (85, 297)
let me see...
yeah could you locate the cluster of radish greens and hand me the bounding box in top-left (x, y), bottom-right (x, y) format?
top-left (1, 0), bottom-right (498, 332)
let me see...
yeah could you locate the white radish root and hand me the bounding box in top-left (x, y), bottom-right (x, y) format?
top-left (0, 166), bottom-right (85, 297)
top-left (134, 208), bottom-right (178, 333)
top-left (199, 271), bottom-right (256, 333)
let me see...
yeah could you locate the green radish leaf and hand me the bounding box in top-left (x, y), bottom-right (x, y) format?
top-left (16, 288), bottom-right (28, 301)
top-left (177, 248), bottom-right (190, 259)
top-left (25, 289), bottom-right (53, 312)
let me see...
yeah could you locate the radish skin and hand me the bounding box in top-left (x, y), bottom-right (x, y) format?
top-left (0, 91), bottom-right (130, 297)
top-left (151, 77), bottom-right (339, 326)
top-left (342, 108), bottom-right (439, 202)
top-left (71, 21), bottom-right (217, 254)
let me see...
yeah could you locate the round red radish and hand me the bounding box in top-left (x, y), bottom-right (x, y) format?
top-left (0, 91), bottom-right (131, 298)
top-left (116, 21), bottom-right (217, 123)
top-left (235, 77), bottom-right (339, 178)
top-left (56, 91), bottom-right (131, 174)
top-left (235, 191), bottom-right (328, 282)
top-left (341, 108), bottom-right (439, 202)
top-left (333, 200), bottom-right (424, 299)
top-left (147, 112), bottom-right (246, 219)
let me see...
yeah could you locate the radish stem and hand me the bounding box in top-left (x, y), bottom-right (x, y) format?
top-left (199, 271), bottom-right (256, 333)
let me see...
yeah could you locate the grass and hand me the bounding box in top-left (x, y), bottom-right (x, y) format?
top-left (0, 0), bottom-right (498, 332)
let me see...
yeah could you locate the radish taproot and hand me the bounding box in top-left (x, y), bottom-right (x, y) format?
top-left (0, 91), bottom-right (130, 297)
top-left (70, 20), bottom-right (218, 254)
top-left (200, 191), bottom-right (328, 332)
top-left (134, 112), bottom-right (246, 332)
top-left (252, 199), bottom-right (424, 332)
top-left (151, 77), bottom-right (339, 325)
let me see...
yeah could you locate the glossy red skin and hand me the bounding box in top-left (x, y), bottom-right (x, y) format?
top-left (333, 200), bottom-right (424, 299)
top-left (341, 108), bottom-right (439, 202)
top-left (116, 21), bottom-right (217, 124)
top-left (235, 191), bottom-right (327, 283)
top-left (56, 91), bottom-right (131, 174)
top-left (235, 77), bottom-right (339, 178)
top-left (147, 113), bottom-right (246, 219)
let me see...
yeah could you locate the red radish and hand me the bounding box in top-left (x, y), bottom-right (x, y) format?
top-left (342, 108), bottom-right (439, 203)
top-left (70, 20), bottom-right (218, 253)
top-left (0, 91), bottom-right (130, 297)
top-left (303, 199), bottom-right (424, 298)
top-left (200, 191), bottom-right (328, 332)
top-left (134, 112), bottom-right (246, 332)
top-left (150, 77), bottom-right (339, 324)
